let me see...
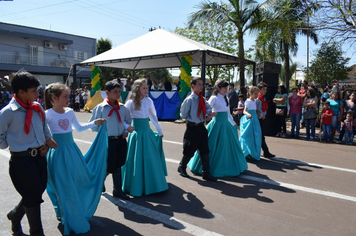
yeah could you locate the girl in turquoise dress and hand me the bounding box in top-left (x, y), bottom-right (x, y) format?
top-left (239, 86), bottom-right (262, 161)
top-left (123, 78), bottom-right (168, 197)
top-left (187, 80), bottom-right (248, 177)
top-left (44, 83), bottom-right (107, 235)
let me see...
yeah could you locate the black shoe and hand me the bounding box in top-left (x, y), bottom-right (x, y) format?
top-left (113, 189), bottom-right (130, 200)
top-left (263, 153), bottom-right (276, 158)
top-left (202, 172), bottom-right (217, 182)
top-left (177, 165), bottom-right (189, 178)
top-left (7, 210), bottom-right (24, 236)
top-left (102, 184), bottom-right (106, 193)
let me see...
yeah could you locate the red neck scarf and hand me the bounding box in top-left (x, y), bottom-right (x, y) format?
top-left (257, 93), bottom-right (268, 112)
top-left (193, 91), bottom-right (206, 118)
top-left (106, 98), bottom-right (122, 123)
top-left (14, 94), bottom-right (45, 135)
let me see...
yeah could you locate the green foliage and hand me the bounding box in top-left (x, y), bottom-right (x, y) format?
top-left (255, 0), bottom-right (319, 91)
top-left (307, 41), bottom-right (351, 88)
top-left (187, 0), bottom-right (266, 96)
top-left (96, 38), bottom-right (130, 88)
top-left (97, 38), bottom-right (112, 55)
top-left (175, 20), bottom-right (239, 85)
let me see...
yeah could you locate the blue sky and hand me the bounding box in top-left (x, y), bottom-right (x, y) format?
top-left (1, 0), bottom-right (354, 76)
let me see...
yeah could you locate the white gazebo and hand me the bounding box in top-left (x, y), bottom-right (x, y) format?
top-left (75, 28), bottom-right (255, 88)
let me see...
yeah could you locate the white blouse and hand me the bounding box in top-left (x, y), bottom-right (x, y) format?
top-left (208, 93), bottom-right (236, 125)
top-left (245, 99), bottom-right (257, 110)
top-left (46, 108), bottom-right (95, 134)
top-left (125, 97), bottom-right (163, 136)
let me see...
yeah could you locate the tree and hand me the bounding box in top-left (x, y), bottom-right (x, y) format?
top-left (96, 38), bottom-right (131, 88)
top-left (255, 0), bottom-right (319, 91)
top-left (175, 19), bottom-right (239, 85)
top-left (308, 41), bottom-right (351, 87)
top-left (187, 0), bottom-right (267, 95)
top-left (311, 0), bottom-right (356, 50)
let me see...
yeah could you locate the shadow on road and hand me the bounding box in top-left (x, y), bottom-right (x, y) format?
top-left (56, 216), bottom-right (142, 236)
top-left (252, 157), bottom-right (322, 173)
top-left (119, 183), bottom-right (214, 223)
top-left (186, 170), bottom-right (297, 203)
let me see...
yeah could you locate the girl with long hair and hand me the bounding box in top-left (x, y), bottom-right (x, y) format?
top-left (123, 78), bottom-right (168, 196)
top-left (239, 86), bottom-right (262, 160)
top-left (44, 83), bottom-right (107, 235)
top-left (187, 80), bottom-right (247, 177)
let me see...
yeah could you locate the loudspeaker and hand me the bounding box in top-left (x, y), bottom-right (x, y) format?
top-left (256, 73), bottom-right (279, 88)
top-left (256, 62), bottom-right (281, 75)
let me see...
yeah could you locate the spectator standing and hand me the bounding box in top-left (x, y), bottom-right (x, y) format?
top-left (228, 83), bottom-right (238, 114)
top-left (344, 112), bottom-right (355, 145)
top-left (321, 100), bottom-right (333, 142)
top-left (288, 88), bottom-right (303, 138)
top-left (164, 77), bottom-right (172, 91)
top-left (273, 85), bottom-right (288, 138)
top-left (298, 81), bottom-right (308, 128)
top-left (303, 88), bottom-right (318, 141)
top-left (327, 86), bottom-right (344, 143)
top-left (146, 76), bottom-right (153, 91)
top-left (337, 92), bottom-right (355, 143)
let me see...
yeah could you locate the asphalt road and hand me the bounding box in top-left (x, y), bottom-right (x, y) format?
top-left (1, 111), bottom-right (355, 236)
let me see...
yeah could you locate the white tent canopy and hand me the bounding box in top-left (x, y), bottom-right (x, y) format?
top-left (80, 29), bottom-right (254, 70)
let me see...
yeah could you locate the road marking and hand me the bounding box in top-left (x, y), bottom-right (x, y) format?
top-left (3, 139), bottom-right (356, 204)
top-left (159, 139), bottom-right (356, 174)
top-left (102, 193), bottom-right (224, 236)
top-left (238, 174), bottom-right (356, 203)
top-left (269, 157), bottom-right (356, 174)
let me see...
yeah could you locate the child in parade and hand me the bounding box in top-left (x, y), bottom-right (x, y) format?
top-left (187, 79), bottom-right (248, 177)
top-left (44, 83), bottom-right (106, 235)
top-left (177, 77), bottom-right (217, 181)
top-left (344, 112), bottom-right (355, 145)
top-left (123, 78), bottom-right (168, 196)
top-left (0, 70), bottom-right (58, 236)
top-left (256, 82), bottom-right (275, 158)
top-left (89, 80), bottom-right (134, 200)
top-left (240, 86), bottom-right (262, 161)
top-left (321, 100), bottom-right (333, 142)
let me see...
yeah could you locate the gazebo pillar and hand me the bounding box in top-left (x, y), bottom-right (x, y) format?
top-left (201, 51), bottom-right (206, 96)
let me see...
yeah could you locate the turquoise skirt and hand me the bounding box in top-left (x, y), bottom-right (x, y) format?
top-left (122, 118), bottom-right (168, 197)
top-left (46, 125), bottom-right (108, 235)
top-left (239, 110), bottom-right (262, 160)
top-left (187, 112), bottom-right (248, 177)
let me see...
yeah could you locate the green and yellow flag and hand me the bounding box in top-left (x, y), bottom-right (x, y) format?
top-left (90, 65), bottom-right (101, 97)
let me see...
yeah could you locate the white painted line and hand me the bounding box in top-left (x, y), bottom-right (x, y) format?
top-left (159, 139), bottom-right (356, 175)
top-left (102, 193), bottom-right (223, 236)
top-left (269, 157), bottom-right (356, 174)
top-left (239, 174), bottom-right (356, 203)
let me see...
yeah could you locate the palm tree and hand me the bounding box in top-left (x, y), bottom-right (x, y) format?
top-left (188, 0), bottom-right (267, 96)
top-left (258, 0), bottom-right (318, 91)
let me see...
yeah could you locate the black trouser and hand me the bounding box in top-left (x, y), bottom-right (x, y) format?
top-left (181, 123), bottom-right (210, 171)
top-left (276, 108), bottom-right (287, 133)
top-left (9, 154), bottom-right (47, 207)
top-left (9, 153), bottom-right (47, 235)
top-left (107, 136), bottom-right (128, 191)
top-left (259, 119), bottom-right (270, 155)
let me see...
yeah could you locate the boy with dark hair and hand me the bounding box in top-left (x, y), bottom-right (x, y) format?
top-left (0, 70), bottom-right (57, 236)
top-left (89, 80), bottom-right (134, 199)
top-left (178, 77), bottom-right (217, 181)
top-left (256, 82), bottom-right (275, 158)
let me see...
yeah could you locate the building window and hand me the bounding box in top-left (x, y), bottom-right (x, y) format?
top-left (29, 45), bottom-right (38, 65)
top-left (74, 51), bottom-right (87, 61)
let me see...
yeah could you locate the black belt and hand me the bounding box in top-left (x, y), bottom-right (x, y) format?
top-left (187, 121), bottom-right (204, 127)
top-left (11, 146), bottom-right (44, 157)
top-left (108, 135), bottom-right (124, 139)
